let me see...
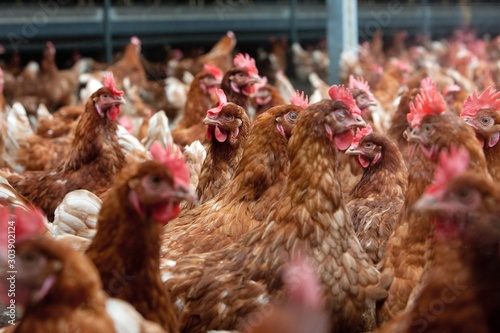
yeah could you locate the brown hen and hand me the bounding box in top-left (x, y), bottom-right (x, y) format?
top-left (0, 206), bottom-right (165, 333)
top-left (162, 88), bottom-right (386, 333)
top-left (171, 64), bottom-right (222, 147)
top-left (376, 79), bottom-right (489, 325)
top-left (86, 145), bottom-right (196, 333)
top-left (7, 73), bottom-right (127, 221)
top-left (345, 126), bottom-right (407, 264)
top-left (162, 92), bottom-right (307, 258)
top-left (376, 147), bottom-right (500, 333)
top-left (221, 53), bottom-right (261, 112)
top-left (460, 86), bottom-right (500, 182)
top-left (189, 88), bottom-right (251, 207)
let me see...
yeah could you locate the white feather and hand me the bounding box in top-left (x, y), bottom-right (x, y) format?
top-left (51, 190), bottom-right (101, 251)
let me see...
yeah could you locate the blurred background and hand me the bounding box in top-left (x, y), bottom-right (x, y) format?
top-left (1, 0), bottom-right (499, 67)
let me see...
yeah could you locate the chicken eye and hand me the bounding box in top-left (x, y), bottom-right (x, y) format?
top-left (288, 112), bottom-right (297, 120)
top-left (481, 117), bottom-right (491, 125)
top-left (102, 94), bottom-right (109, 99)
top-left (21, 251), bottom-right (40, 265)
top-left (364, 142), bottom-right (373, 149)
top-left (224, 113), bottom-right (234, 121)
top-left (455, 188), bottom-right (471, 202)
top-left (149, 174), bottom-right (162, 186)
top-left (336, 109), bottom-right (346, 119)
top-left (423, 124), bottom-right (433, 133)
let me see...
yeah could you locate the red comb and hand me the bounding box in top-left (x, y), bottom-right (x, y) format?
top-left (0, 205), bottom-right (45, 255)
top-left (420, 76), bottom-right (437, 92)
top-left (233, 53), bottom-right (259, 76)
top-left (352, 124), bottom-right (373, 147)
top-left (150, 141), bottom-right (190, 189)
top-left (207, 88), bottom-right (227, 116)
top-left (290, 90), bottom-right (309, 109)
top-left (407, 88), bottom-right (447, 127)
top-left (203, 64), bottom-right (223, 81)
top-left (348, 75), bottom-right (373, 98)
top-left (461, 86), bottom-right (500, 119)
top-left (425, 145), bottom-right (470, 196)
top-left (328, 84), bottom-right (362, 118)
top-left (103, 72), bottom-right (124, 97)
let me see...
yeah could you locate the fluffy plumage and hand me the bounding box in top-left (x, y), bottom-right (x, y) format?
top-left (190, 90), bottom-right (251, 207)
top-left (346, 129), bottom-right (407, 264)
top-left (161, 98), bottom-right (385, 333)
top-left (460, 87), bottom-right (500, 182)
top-left (162, 100), bottom-right (304, 258)
top-left (376, 86), bottom-right (489, 325)
top-left (86, 146), bottom-right (195, 333)
top-left (172, 65), bottom-right (222, 147)
top-left (7, 74), bottom-right (127, 221)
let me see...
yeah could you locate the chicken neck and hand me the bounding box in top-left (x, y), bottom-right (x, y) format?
top-left (244, 108), bottom-right (381, 332)
top-left (87, 190), bottom-right (177, 332)
top-left (484, 143), bottom-right (500, 182)
top-left (218, 115), bottom-right (289, 219)
top-left (59, 100), bottom-right (125, 172)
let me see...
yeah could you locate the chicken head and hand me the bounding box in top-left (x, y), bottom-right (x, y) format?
top-left (203, 88), bottom-right (247, 143)
top-left (127, 159), bottom-right (196, 225)
top-left (327, 85), bottom-right (366, 151)
top-left (92, 72), bottom-right (126, 121)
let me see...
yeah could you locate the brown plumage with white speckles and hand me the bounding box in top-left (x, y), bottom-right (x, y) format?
top-left (346, 132), bottom-right (407, 264)
top-left (188, 101), bottom-right (251, 208)
top-left (161, 103), bottom-right (302, 257)
top-left (7, 84), bottom-right (127, 221)
top-left (376, 110), bottom-right (489, 325)
top-left (162, 98), bottom-right (387, 333)
top-left (87, 158), bottom-right (196, 333)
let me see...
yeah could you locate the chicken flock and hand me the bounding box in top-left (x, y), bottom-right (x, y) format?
top-left (0, 28), bottom-right (500, 333)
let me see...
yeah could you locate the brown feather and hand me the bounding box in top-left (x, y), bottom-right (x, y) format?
top-left (347, 133), bottom-right (408, 264)
top-left (162, 104), bottom-right (301, 258)
top-left (377, 111), bottom-right (490, 325)
top-left (86, 161), bottom-right (180, 333)
top-left (162, 99), bottom-right (383, 333)
top-left (8, 87), bottom-right (127, 221)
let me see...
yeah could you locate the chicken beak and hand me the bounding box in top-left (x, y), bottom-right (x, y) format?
top-left (345, 145), bottom-right (362, 156)
top-left (203, 114), bottom-right (222, 126)
top-left (412, 194), bottom-right (439, 213)
top-left (347, 116), bottom-right (366, 130)
top-left (114, 95), bottom-right (126, 105)
top-left (406, 127), bottom-right (422, 143)
top-left (245, 75), bottom-right (262, 85)
top-left (463, 118), bottom-right (478, 130)
top-left (175, 185), bottom-right (198, 205)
